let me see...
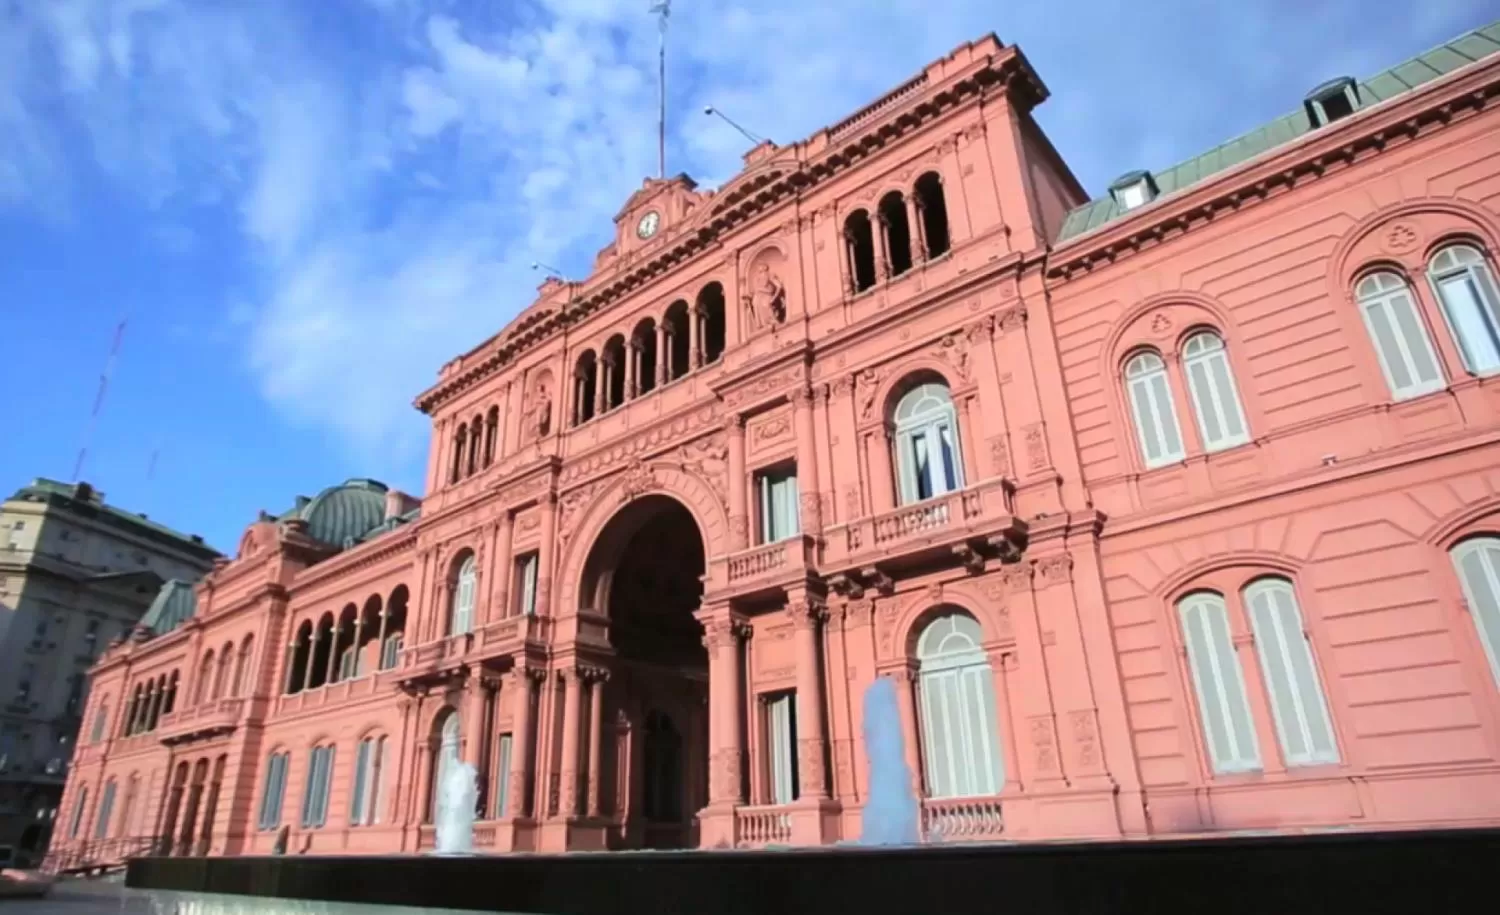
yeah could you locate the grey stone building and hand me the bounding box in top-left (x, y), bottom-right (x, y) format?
top-left (0, 479), bottom-right (218, 866)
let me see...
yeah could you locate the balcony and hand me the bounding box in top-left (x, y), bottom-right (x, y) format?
top-left (715, 534), bottom-right (820, 598)
top-left (734, 804), bottom-right (793, 847)
top-left (273, 670), bottom-right (401, 716)
top-left (156, 697), bottom-right (243, 745)
top-left (920, 796), bottom-right (1003, 841)
top-left (822, 478), bottom-right (1026, 589)
top-left (476, 613), bottom-right (553, 656)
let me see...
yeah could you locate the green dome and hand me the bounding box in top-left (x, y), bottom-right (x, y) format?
top-left (295, 478), bottom-right (390, 548)
top-left (141, 580), bottom-right (198, 636)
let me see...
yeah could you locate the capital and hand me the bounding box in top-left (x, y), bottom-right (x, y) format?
top-left (721, 413), bottom-right (745, 433)
top-left (789, 386), bottom-right (814, 409)
top-left (786, 597), bottom-right (828, 630)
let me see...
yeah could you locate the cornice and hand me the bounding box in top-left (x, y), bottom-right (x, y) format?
top-left (1048, 57), bottom-right (1500, 279)
top-left (414, 46), bottom-right (1045, 415)
top-left (286, 528), bottom-right (418, 596)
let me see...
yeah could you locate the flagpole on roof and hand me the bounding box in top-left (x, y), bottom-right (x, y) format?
top-left (650, 0), bottom-right (671, 179)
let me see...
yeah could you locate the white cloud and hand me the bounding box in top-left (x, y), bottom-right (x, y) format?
top-left (2, 0), bottom-right (1495, 471)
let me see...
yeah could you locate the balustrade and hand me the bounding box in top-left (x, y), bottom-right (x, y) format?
top-left (734, 804), bottom-right (793, 847)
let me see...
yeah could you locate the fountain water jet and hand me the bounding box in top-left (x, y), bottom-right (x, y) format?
top-left (858, 676), bottom-right (922, 846)
top-left (432, 760), bottom-right (479, 856)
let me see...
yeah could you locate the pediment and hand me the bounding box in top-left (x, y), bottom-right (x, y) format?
top-left (709, 152), bottom-right (801, 216)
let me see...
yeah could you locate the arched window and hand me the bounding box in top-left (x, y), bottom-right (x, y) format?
top-left (94, 779), bottom-right (117, 840)
top-left (68, 786), bottom-right (88, 839)
top-left (1177, 592), bottom-right (1260, 774)
top-left (893, 382), bottom-right (964, 505)
top-left (450, 423), bottom-right (468, 483)
top-left (1450, 536), bottom-right (1500, 690)
top-left (914, 172), bottom-right (950, 259)
top-left (1181, 332), bottom-right (1249, 452)
top-left (1428, 244), bottom-right (1500, 375)
top-left (878, 191), bottom-right (913, 277)
top-left (483, 406), bottom-right (500, 467)
top-left (89, 697), bottom-right (109, 743)
top-left (300, 743), bottom-right (336, 829)
top-left (450, 555), bottom-right (477, 636)
top-left (1124, 351), bottom-right (1185, 468)
top-left (1242, 578), bottom-right (1338, 766)
top-left (235, 637), bottom-right (254, 697)
top-left (915, 610), bottom-right (1003, 798)
top-left (119, 773), bottom-right (140, 837)
top-left (256, 751), bottom-right (289, 830)
top-left (430, 713), bottom-right (461, 821)
top-left (350, 735), bottom-right (388, 826)
top-left (844, 210), bottom-right (877, 293)
top-left (573, 351), bottom-right (599, 426)
top-left (1354, 271), bottom-right (1444, 400)
top-left (196, 651), bottom-right (215, 705)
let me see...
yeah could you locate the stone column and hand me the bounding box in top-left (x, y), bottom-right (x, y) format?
top-left (690, 305), bottom-right (703, 369)
top-left (791, 386), bottom-right (822, 535)
top-left (656, 324), bottom-right (670, 386)
top-left (594, 362), bottom-right (608, 416)
top-left (874, 214), bottom-right (891, 280)
top-left (626, 341), bottom-right (639, 400)
top-left (907, 196), bottom-right (927, 262)
top-left (869, 425), bottom-right (897, 513)
top-left (535, 494), bottom-right (558, 616)
top-left (841, 229), bottom-right (857, 296)
top-left (788, 595), bottom-right (829, 799)
top-left (892, 667), bottom-right (924, 796)
top-left (585, 670), bottom-right (606, 817)
top-left (723, 415), bottom-right (748, 551)
top-left (557, 668), bottom-right (582, 818)
top-left (492, 512), bottom-right (514, 619)
top-left (508, 670), bottom-right (536, 819)
top-left (701, 610), bottom-right (747, 805)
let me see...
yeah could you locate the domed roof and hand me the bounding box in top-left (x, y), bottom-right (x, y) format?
top-left (294, 478), bottom-right (390, 548)
top-left (141, 579), bottom-right (199, 636)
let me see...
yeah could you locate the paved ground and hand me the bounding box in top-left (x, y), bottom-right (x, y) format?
top-left (1, 878), bottom-right (156, 913)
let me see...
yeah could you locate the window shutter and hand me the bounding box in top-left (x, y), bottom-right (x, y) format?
top-left (768, 695), bottom-right (797, 805)
top-left (1452, 539), bottom-right (1500, 689)
top-left (1245, 580), bottom-right (1338, 766)
top-left (1178, 595), bottom-right (1260, 774)
top-left (350, 740), bottom-right (370, 824)
top-left (494, 734), bottom-right (513, 819)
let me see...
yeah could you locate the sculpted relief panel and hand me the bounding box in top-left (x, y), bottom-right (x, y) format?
top-left (743, 245), bottom-right (790, 333)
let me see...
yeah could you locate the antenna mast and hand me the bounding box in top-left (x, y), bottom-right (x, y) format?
top-left (73, 318), bottom-right (127, 483)
top-left (651, 0), bottom-right (671, 179)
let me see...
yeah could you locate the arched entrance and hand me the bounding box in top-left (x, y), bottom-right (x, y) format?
top-left (580, 494), bottom-right (708, 849)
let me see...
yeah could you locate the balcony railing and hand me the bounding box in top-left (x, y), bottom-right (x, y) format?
top-left (921, 796), bottom-right (1003, 841)
top-left (734, 804), bottom-right (793, 847)
top-left (40, 835), bottom-right (168, 874)
top-left (155, 697), bottom-right (244, 744)
top-left (720, 534), bottom-right (819, 591)
top-left (822, 478), bottom-right (1022, 575)
top-left (478, 613), bottom-right (553, 653)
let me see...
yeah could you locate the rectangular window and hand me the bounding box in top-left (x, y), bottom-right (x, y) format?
top-left (258, 753), bottom-right (288, 830)
top-left (350, 740), bottom-right (369, 825)
top-left (89, 703), bottom-right (108, 744)
top-left (337, 647), bottom-right (358, 682)
top-left (380, 634), bottom-right (403, 671)
top-left (369, 738), bottom-right (387, 825)
top-left (1244, 581), bottom-right (1339, 767)
top-left (1178, 594), bottom-right (1261, 775)
top-left (756, 466), bottom-right (801, 544)
top-left (515, 553), bottom-right (539, 617)
top-left (766, 692), bottom-right (799, 805)
top-left (93, 781), bottom-right (117, 840)
top-left (69, 788), bottom-right (88, 839)
top-left (300, 746), bottom-right (335, 828)
top-left (494, 733), bottom-right (513, 819)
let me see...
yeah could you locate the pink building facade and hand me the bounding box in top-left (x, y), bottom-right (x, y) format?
top-left (51, 22), bottom-right (1500, 862)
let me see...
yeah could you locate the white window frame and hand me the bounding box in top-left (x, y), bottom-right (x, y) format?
top-left (494, 733), bottom-right (513, 819)
top-left (516, 553), bottom-right (539, 617)
top-left (301, 745), bottom-right (335, 828)
top-left (380, 633), bottom-right (403, 671)
top-left (1124, 351), bottom-right (1186, 468)
top-left (93, 781), bottom-right (117, 840)
top-left (766, 692), bottom-right (798, 806)
top-left (337, 646), bottom-right (358, 682)
top-left (756, 465), bottom-right (801, 544)
top-left (451, 556), bottom-right (477, 636)
top-left (1354, 271), bottom-right (1445, 400)
top-left (1177, 592), bottom-right (1261, 775)
top-left (258, 752), bottom-right (288, 830)
top-left (1451, 537), bottom-right (1500, 691)
top-left (915, 611), bottom-right (1004, 799)
top-left (350, 738), bottom-right (371, 826)
top-left (1242, 578), bottom-right (1339, 767)
top-left (893, 383), bottom-right (965, 505)
top-left (434, 714), bottom-right (461, 817)
top-left (69, 787), bottom-right (88, 839)
top-left (1181, 332), bottom-right (1250, 452)
top-left (1427, 244), bottom-right (1500, 377)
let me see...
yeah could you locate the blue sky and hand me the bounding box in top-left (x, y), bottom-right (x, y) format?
top-left (0, 0), bottom-right (1492, 555)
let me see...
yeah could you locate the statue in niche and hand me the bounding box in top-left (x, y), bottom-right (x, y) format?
top-left (525, 382), bottom-right (553, 440)
top-left (743, 261), bottom-right (787, 331)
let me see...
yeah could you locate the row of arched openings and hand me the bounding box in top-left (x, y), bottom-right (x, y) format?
top-left (121, 670), bottom-right (177, 737)
top-left (194, 635), bottom-right (256, 706)
top-left (450, 406), bottom-right (501, 484)
top-left (844, 172), bottom-right (950, 295)
top-left (571, 282), bottom-right (727, 426)
top-left (286, 586), bottom-right (409, 694)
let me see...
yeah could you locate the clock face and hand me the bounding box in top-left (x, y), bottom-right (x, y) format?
top-left (636, 210), bottom-right (661, 239)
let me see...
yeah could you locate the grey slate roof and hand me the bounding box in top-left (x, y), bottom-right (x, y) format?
top-left (6, 478), bottom-right (220, 559)
top-left (1056, 20), bottom-right (1500, 243)
top-left (140, 579), bottom-right (199, 636)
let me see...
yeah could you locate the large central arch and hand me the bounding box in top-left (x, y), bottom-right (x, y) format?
top-left (579, 493), bottom-right (710, 849)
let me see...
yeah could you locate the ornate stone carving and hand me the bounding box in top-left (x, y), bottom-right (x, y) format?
top-left (524, 379), bottom-right (553, 441)
top-left (799, 491), bottom-right (822, 529)
top-left (843, 485), bottom-right (862, 520)
top-left (558, 404), bottom-right (720, 484)
top-left (797, 738), bottom-right (825, 795)
top-left (855, 368), bottom-right (881, 421)
top-left (831, 375), bottom-right (854, 399)
top-left (786, 598), bottom-right (828, 630)
top-left (711, 749), bottom-right (742, 801)
top-left (507, 772), bottom-right (527, 817)
top-left (556, 483), bottom-right (599, 547)
top-left (936, 331), bottom-right (973, 382)
top-left (1382, 221), bottom-right (1421, 254)
top-left (1070, 709), bottom-right (1100, 770)
top-left (1002, 564), bottom-right (1033, 595)
top-left (995, 306), bottom-right (1027, 334)
top-left (752, 416), bottom-right (791, 447)
top-left (700, 618), bottom-right (739, 659)
top-left (1035, 554), bottom-right (1073, 589)
top-left (987, 436), bottom-right (1011, 477)
top-left (743, 262), bottom-right (788, 330)
top-left (618, 458), bottom-right (655, 502)
top-left (1024, 423), bottom-right (1047, 471)
top-left (677, 433), bottom-right (729, 502)
top-left (1149, 312), bottom-right (1173, 336)
top-left (1030, 715), bottom-right (1059, 776)
top-left (844, 598), bottom-right (874, 627)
